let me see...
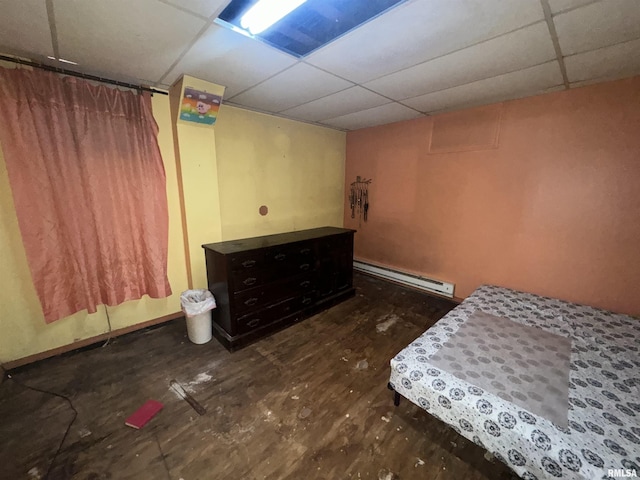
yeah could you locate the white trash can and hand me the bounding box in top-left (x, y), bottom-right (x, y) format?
top-left (185, 311), bottom-right (212, 344)
top-left (180, 289), bottom-right (216, 344)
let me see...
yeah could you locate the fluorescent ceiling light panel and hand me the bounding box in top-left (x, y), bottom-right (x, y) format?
top-left (217, 0), bottom-right (407, 58)
top-left (240, 0), bottom-right (308, 35)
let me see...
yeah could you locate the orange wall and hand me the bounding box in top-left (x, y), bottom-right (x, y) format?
top-left (345, 76), bottom-right (640, 316)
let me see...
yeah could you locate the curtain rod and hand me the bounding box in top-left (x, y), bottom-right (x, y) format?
top-left (0, 54), bottom-right (168, 96)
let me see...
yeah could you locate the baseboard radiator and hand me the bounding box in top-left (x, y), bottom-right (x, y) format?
top-left (353, 260), bottom-right (455, 298)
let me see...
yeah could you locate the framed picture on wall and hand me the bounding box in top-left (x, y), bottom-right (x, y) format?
top-left (179, 87), bottom-right (222, 126)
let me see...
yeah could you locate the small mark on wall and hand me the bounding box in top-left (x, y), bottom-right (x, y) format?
top-left (259, 205), bottom-right (268, 216)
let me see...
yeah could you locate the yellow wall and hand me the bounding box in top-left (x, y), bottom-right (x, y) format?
top-left (0, 88), bottom-right (346, 365)
top-left (0, 94), bottom-right (189, 364)
top-left (215, 105), bottom-right (346, 240)
top-left (169, 76), bottom-right (224, 290)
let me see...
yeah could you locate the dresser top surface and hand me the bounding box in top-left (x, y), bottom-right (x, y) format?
top-left (202, 227), bottom-right (356, 254)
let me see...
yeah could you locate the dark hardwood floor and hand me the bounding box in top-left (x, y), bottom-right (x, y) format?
top-left (0, 273), bottom-right (517, 480)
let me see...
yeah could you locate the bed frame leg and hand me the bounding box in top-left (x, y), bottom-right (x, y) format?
top-left (387, 383), bottom-right (400, 406)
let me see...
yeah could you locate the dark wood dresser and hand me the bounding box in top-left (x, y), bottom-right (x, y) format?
top-left (202, 227), bottom-right (355, 351)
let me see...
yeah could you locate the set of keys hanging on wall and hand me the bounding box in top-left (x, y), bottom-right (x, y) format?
top-left (349, 176), bottom-right (371, 225)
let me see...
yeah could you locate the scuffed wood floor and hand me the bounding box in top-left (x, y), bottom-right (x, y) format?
top-left (0, 274), bottom-right (517, 480)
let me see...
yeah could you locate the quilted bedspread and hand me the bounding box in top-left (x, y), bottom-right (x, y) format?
top-left (389, 285), bottom-right (640, 480)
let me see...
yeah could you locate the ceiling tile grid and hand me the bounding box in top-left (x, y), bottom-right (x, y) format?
top-left (159, 0), bottom-right (229, 19)
top-left (160, 24), bottom-right (298, 97)
top-left (547, 0), bottom-right (600, 14)
top-left (401, 61), bottom-right (565, 114)
top-left (320, 103), bottom-right (423, 131)
top-left (305, 0), bottom-right (545, 84)
top-left (227, 63), bottom-right (353, 113)
top-left (0, 0), bottom-right (53, 58)
top-left (552, 0), bottom-right (640, 55)
top-left (363, 22), bottom-right (557, 101)
top-left (280, 86), bottom-right (391, 123)
top-left (55, 0), bottom-right (207, 83)
top-left (564, 37), bottom-right (640, 84)
top-left (0, 0), bottom-right (639, 130)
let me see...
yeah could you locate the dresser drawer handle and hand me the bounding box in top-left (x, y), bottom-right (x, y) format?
top-left (242, 260), bottom-right (256, 268)
top-left (302, 297), bottom-right (312, 305)
top-left (247, 319), bottom-right (260, 328)
top-left (299, 248), bottom-right (311, 255)
top-left (299, 263), bottom-right (310, 271)
top-left (243, 277), bottom-right (257, 286)
top-left (244, 297), bottom-right (259, 306)
top-left (274, 253), bottom-right (286, 261)
top-left (300, 280), bottom-right (311, 288)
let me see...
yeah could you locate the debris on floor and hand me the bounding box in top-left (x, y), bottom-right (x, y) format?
top-left (188, 372), bottom-right (212, 388)
top-left (376, 314), bottom-right (399, 333)
top-left (484, 451), bottom-right (496, 463)
top-left (355, 359), bottom-right (369, 370)
top-left (377, 468), bottom-right (398, 480)
top-left (415, 458), bottom-right (425, 467)
top-left (170, 380), bottom-right (206, 415)
top-left (298, 407), bottom-right (312, 419)
top-left (78, 427), bottom-right (92, 438)
top-left (27, 467), bottom-right (41, 479)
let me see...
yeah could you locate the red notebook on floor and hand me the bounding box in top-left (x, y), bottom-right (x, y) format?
top-left (125, 400), bottom-right (163, 429)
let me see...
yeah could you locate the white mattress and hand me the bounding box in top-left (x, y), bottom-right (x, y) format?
top-left (389, 285), bottom-right (640, 480)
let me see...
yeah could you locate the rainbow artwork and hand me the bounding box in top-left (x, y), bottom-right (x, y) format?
top-left (179, 87), bottom-right (222, 125)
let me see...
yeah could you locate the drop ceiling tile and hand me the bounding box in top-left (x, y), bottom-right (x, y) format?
top-left (160, 0), bottom-right (229, 19)
top-left (228, 63), bottom-right (353, 113)
top-left (280, 86), bottom-right (390, 122)
top-left (306, 0), bottom-right (544, 84)
top-left (0, 0), bottom-right (53, 57)
top-left (402, 61), bottom-right (564, 113)
top-left (321, 103), bottom-right (423, 131)
top-left (565, 37), bottom-right (640, 83)
top-left (55, 0), bottom-right (205, 82)
top-left (547, 0), bottom-right (598, 14)
top-left (364, 22), bottom-right (555, 100)
top-left (554, 0), bottom-right (640, 55)
top-left (162, 24), bottom-right (297, 98)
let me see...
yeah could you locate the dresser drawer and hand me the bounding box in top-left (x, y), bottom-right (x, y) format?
top-left (265, 246), bottom-right (293, 264)
top-left (232, 274), bottom-right (316, 314)
top-left (295, 290), bottom-right (317, 309)
top-left (230, 263), bottom-right (315, 295)
top-left (233, 288), bottom-right (269, 314)
top-left (230, 267), bottom-right (275, 293)
top-left (290, 259), bottom-right (314, 275)
top-left (235, 312), bottom-right (264, 334)
top-left (276, 273), bottom-right (316, 299)
top-left (296, 244), bottom-right (315, 261)
top-left (266, 257), bottom-right (315, 279)
top-left (235, 297), bottom-right (298, 334)
top-left (229, 251), bottom-right (267, 272)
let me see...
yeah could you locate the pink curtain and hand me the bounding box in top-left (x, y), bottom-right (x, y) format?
top-left (0, 67), bottom-right (172, 323)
